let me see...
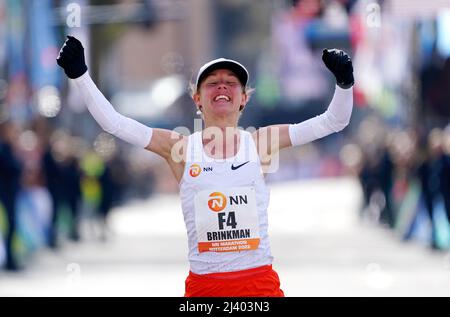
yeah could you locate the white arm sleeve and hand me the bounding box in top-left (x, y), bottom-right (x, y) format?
top-left (289, 85), bottom-right (353, 146)
top-left (72, 72), bottom-right (153, 148)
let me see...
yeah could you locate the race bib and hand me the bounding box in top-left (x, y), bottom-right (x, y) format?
top-left (194, 187), bottom-right (260, 253)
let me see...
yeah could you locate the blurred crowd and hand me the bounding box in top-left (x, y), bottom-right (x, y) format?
top-left (343, 119), bottom-right (450, 251)
top-left (0, 117), bottom-right (146, 271)
top-left (264, 0), bottom-right (450, 252)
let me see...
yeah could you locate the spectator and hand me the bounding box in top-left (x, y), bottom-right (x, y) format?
top-left (0, 120), bottom-right (23, 270)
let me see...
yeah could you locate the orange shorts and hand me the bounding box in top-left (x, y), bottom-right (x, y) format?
top-left (184, 265), bottom-right (284, 297)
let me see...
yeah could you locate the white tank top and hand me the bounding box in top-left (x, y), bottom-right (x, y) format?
top-left (179, 130), bottom-right (273, 274)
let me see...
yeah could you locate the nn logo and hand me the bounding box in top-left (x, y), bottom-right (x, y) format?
top-left (189, 164), bottom-right (201, 177)
top-left (207, 192), bottom-right (248, 212)
top-left (189, 164), bottom-right (213, 177)
top-left (208, 192), bottom-right (227, 212)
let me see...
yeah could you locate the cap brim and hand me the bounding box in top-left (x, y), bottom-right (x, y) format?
top-left (196, 60), bottom-right (248, 89)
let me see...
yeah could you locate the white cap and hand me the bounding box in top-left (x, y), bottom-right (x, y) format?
top-left (195, 58), bottom-right (249, 89)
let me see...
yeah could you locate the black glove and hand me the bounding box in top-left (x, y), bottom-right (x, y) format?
top-left (56, 35), bottom-right (88, 79)
top-left (322, 48), bottom-right (354, 89)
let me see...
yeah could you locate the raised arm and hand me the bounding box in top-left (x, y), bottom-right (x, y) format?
top-left (56, 36), bottom-right (186, 179)
top-left (253, 49), bottom-right (354, 160)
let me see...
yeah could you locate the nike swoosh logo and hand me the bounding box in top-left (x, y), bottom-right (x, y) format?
top-left (231, 161), bottom-right (250, 170)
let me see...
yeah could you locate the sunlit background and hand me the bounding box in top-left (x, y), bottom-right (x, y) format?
top-left (0, 0), bottom-right (450, 296)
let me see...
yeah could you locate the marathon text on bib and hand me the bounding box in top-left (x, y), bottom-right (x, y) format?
top-left (194, 187), bottom-right (260, 253)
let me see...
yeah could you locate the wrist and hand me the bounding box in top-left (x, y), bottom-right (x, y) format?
top-left (66, 63), bottom-right (88, 79)
top-left (72, 70), bottom-right (90, 83)
top-left (334, 84), bottom-right (353, 93)
top-left (336, 81), bottom-right (354, 89)
top-left (335, 73), bottom-right (354, 89)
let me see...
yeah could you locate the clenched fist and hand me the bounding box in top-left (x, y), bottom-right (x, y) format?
top-left (56, 35), bottom-right (88, 79)
top-left (322, 49), bottom-right (354, 89)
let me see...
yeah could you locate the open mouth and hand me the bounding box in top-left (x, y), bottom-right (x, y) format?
top-left (213, 94), bottom-right (231, 102)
